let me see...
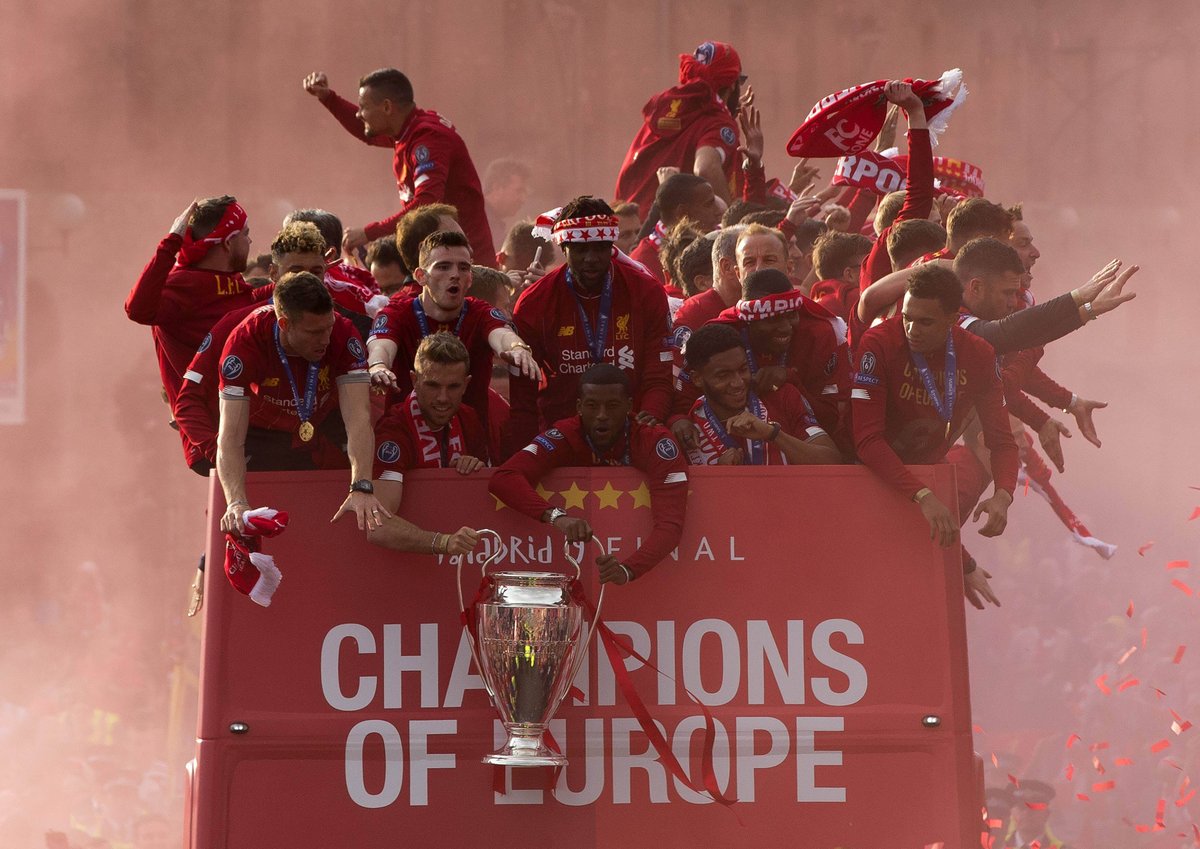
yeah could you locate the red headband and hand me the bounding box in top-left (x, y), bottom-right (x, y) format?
top-left (735, 290), bottom-right (806, 322)
top-left (178, 202), bottom-right (248, 267)
top-left (679, 41), bottom-right (743, 90)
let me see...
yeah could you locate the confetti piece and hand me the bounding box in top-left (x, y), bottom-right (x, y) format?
top-left (1157, 798), bottom-right (1167, 828)
top-left (991, 752), bottom-right (999, 768)
top-left (1156, 687), bottom-right (1168, 699)
top-left (1190, 507), bottom-right (1200, 521)
top-left (1095, 674), bottom-right (1112, 695)
top-left (1139, 541), bottom-right (1156, 556)
top-left (1115, 757), bottom-right (1134, 766)
top-left (1178, 789), bottom-right (1196, 806)
top-left (1175, 645), bottom-right (1187, 664)
top-left (1171, 579), bottom-right (1194, 596)
top-left (1143, 627), bottom-right (1149, 648)
top-left (1025, 802), bottom-right (1048, 810)
top-left (1094, 756), bottom-right (1107, 774)
top-left (1193, 823), bottom-right (1200, 845)
top-left (1093, 780), bottom-right (1116, 792)
top-left (1172, 720), bottom-right (1193, 735)
top-left (1119, 646), bottom-right (1138, 665)
top-left (973, 724), bottom-right (984, 734)
top-left (1008, 773), bottom-right (1020, 787)
top-left (1118, 677), bottom-right (1141, 692)
top-left (1168, 560), bottom-right (1191, 570)
top-left (924, 843), bottom-right (945, 849)
top-left (1066, 733), bottom-right (1081, 748)
top-left (1167, 759), bottom-right (1183, 770)
top-left (1127, 600), bottom-right (1135, 618)
top-left (1090, 741), bottom-right (1110, 751)
top-left (1152, 739), bottom-right (1172, 753)
top-left (1076, 793), bottom-right (1090, 801)
top-left (1065, 764), bottom-right (1075, 780)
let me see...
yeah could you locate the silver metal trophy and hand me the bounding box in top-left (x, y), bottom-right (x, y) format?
top-left (457, 531), bottom-right (605, 766)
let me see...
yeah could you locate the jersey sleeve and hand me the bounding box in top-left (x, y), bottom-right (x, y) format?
top-left (894, 129), bottom-right (934, 223)
top-left (627, 428), bottom-right (689, 578)
top-left (776, 386), bottom-right (827, 441)
top-left (501, 289), bottom-right (545, 458)
top-left (851, 331), bottom-right (926, 498)
top-left (406, 127), bottom-right (452, 208)
top-left (217, 325), bottom-right (265, 401)
top-left (971, 345), bottom-right (1020, 495)
top-left (321, 91), bottom-right (394, 148)
top-left (695, 117), bottom-right (739, 165)
top-left (1025, 366), bottom-right (1074, 411)
top-left (125, 234), bottom-right (182, 326)
top-left (635, 283), bottom-right (674, 422)
top-left (488, 427), bottom-right (576, 520)
top-left (332, 323), bottom-right (370, 384)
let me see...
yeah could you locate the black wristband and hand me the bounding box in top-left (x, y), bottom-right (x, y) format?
top-left (767, 422), bottom-right (781, 442)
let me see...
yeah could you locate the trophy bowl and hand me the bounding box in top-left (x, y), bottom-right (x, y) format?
top-left (458, 533), bottom-right (604, 767)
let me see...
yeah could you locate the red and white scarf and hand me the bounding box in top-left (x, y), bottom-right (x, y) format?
top-left (686, 395), bottom-right (776, 466)
top-left (222, 506), bottom-right (289, 607)
top-left (399, 391), bottom-right (466, 468)
top-left (787, 69), bottom-right (968, 158)
top-left (532, 207), bottom-right (621, 245)
top-left (325, 261), bottom-right (389, 318)
top-left (178, 202), bottom-right (248, 267)
top-left (733, 289), bottom-right (806, 322)
top-left (932, 156), bottom-right (985, 198)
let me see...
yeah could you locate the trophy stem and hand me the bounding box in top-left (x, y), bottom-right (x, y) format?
top-left (484, 723), bottom-right (567, 767)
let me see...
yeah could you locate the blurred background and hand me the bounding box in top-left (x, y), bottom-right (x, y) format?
top-left (0, 0), bottom-right (1194, 845)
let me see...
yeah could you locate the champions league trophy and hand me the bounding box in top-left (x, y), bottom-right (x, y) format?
top-left (457, 531), bottom-right (605, 766)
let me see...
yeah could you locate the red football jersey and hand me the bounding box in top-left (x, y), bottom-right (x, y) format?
top-left (685, 384), bottom-right (826, 465)
top-left (851, 316), bottom-right (1018, 499)
top-left (368, 294), bottom-right (508, 426)
top-left (372, 393), bottom-right (488, 481)
top-left (629, 232), bottom-right (666, 284)
top-left (507, 258), bottom-right (673, 454)
top-left (322, 95), bottom-right (495, 265)
top-left (489, 416), bottom-right (688, 578)
top-left (218, 306), bottom-right (369, 434)
top-left (614, 81), bottom-right (740, 213)
top-left (125, 233), bottom-right (265, 408)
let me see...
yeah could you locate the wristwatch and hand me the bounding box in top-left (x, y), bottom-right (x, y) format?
top-left (544, 507), bottom-right (567, 524)
top-left (350, 480), bottom-right (374, 495)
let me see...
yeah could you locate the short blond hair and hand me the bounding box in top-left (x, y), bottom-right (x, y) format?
top-left (270, 221), bottom-right (326, 260)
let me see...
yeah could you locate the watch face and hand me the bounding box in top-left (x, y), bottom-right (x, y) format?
top-left (352, 481), bottom-right (374, 494)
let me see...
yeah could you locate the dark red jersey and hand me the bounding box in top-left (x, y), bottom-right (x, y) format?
top-left (322, 95), bottom-right (495, 265)
top-left (218, 305), bottom-right (369, 436)
top-left (685, 384), bottom-right (826, 466)
top-left (325, 260), bottom-right (387, 317)
top-left (671, 288), bottom-right (730, 339)
top-left (489, 416), bottom-right (689, 578)
top-left (851, 316), bottom-right (1017, 499)
top-left (809, 279), bottom-right (859, 324)
top-left (614, 81), bottom-right (739, 213)
top-left (368, 294), bottom-right (508, 425)
top-left (125, 233), bottom-right (265, 408)
top-left (372, 392), bottom-right (488, 481)
top-left (629, 230), bottom-right (666, 284)
top-left (507, 257), bottom-right (673, 454)
top-left (860, 130), bottom-right (934, 288)
top-left (173, 303), bottom-right (258, 468)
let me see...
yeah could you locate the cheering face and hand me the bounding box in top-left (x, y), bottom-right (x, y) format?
top-left (746, 311), bottom-right (798, 356)
top-left (411, 360), bottom-right (470, 429)
top-left (735, 233), bottom-right (791, 280)
top-left (279, 309), bottom-right (337, 363)
top-left (1008, 221), bottom-right (1040, 285)
top-left (901, 294), bottom-right (956, 354)
top-left (356, 86), bottom-right (394, 137)
top-left (563, 241), bottom-right (613, 292)
top-left (695, 346), bottom-right (751, 413)
top-left (416, 246), bottom-right (473, 313)
top-left (271, 251), bottom-right (326, 283)
top-left (978, 270), bottom-right (1022, 320)
top-left (577, 383), bottom-right (633, 450)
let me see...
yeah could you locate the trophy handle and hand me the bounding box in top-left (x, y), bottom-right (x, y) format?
top-left (562, 537), bottom-right (608, 698)
top-left (456, 528), bottom-right (504, 698)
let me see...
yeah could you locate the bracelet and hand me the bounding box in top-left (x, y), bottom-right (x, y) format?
top-left (619, 565), bottom-right (634, 584)
top-left (767, 422), bottom-right (781, 443)
top-left (1083, 302), bottom-right (1096, 321)
top-left (1063, 393), bottom-right (1077, 413)
top-left (912, 487), bottom-right (933, 503)
top-left (368, 362), bottom-right (390, 371)
top-left (431, 532), bottom-right (442, 554)
top-left (508, 342), bottom-right (532, 353)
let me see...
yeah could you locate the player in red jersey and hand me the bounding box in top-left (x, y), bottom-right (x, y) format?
top-left (615, 41), bottom-right (745, 212)
top-left (682, 324), bottom-right (840, 465)
top-left (366, 230), bottom-right (540, 429)
top-left (126, 197), bottom-right (262, 411)
top-left (489, 365), bottom-right (688, 585)
top-left (629, 173), bottom-right (725, 284)
top-left (368, 334), bottom-right (485, 557)
top-left (505, 197), bottom-right (673, 457)
top-left (670, 224), bottom-right (747, 342)
top-left (852, 265), bottom-right (1018, 608)
top-left (215, 272), bottom-right (385, 535)
top-left (809, 231), bottom-right (873, 322)
top-left (303, 68), bottom-right (495, 265)
top-left (284, 208), bottom-right (389, 321)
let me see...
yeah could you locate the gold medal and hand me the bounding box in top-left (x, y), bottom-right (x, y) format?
top-left (299, 420), bottom-right (315, 442)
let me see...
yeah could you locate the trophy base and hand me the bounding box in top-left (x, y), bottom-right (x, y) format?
top-left (483, 730), bottom-right (567, 767)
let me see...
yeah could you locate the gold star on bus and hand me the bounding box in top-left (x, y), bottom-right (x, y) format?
top-left (629, 482), bottom-right (652, 509)
top-left (594, 481), bottom-right (623, 509)
top-left (559, 482), bottom-right (588, 509)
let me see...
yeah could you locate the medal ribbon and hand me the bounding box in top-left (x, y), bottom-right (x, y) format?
top-left (701, 393), bottom-right (769, 465)
top-left (584, 419), bottom-right (631, 466)
top-left (273, 323), bottom-right (319, 426)
top-left (910, 330), bottom-right (957, 430)
top-left (565, 267), bottom-right (613, 364)
top-left (740, 328), bottom-right (787, 377)
top-left (412, 297), bottom-right (468, 338)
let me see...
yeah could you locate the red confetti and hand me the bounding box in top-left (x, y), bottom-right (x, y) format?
top-left (1175, 645), bottom-right (1188, 664)
top-left (1127, 600), bottom-right (1135, 618)
top-left (1193, 824), bottom-right (1200, 845)
top-left (1065, 764), bottom-right (1075, 780)
top-left (1143, 627), bottom-right (1149, 648)
top-left (1119, 646), bottom-right (1138, 665)
top-left (1115, 757), bottom-right (1135, 766)
top-left (991, 752), bottom-right (999, 768)
top-left (1077, 793), bottom-right (1091, 801)
top-left (1172, 720), bottom-right (1193, 735)
top-left (973, 724), bottom-right (985, 734)
top-left (1157, 798), bottom-right (1167, 828)
top-left (1007, 773), bottom-right (1020, 787)
top-left (1152, 738), bottom-right (1172, 753)
top-left (1118, 677), bottom-right (1141, 692)
top-left (1168, 560), bottom-right (1191, 570)
top-left (1025, 801), bottom-right (1048, 810)
top-left (1090, 741), bottom-right (1111, 751)
top-left (1189, 507), bottom-right (1200, 521)
top-left (1066, 733), bottom-right (1081, 748)
top-left (1178, 789), bottom-right (1196, 806)
top-left (1139, 541), bottom-right (1156, 556)
top-left (1095, 674), bottom-right (1112, 695)
top-left (1093, 780), bottom-right (1117, 792)
top-left (1171, 578), bottom-right (1195, 596)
